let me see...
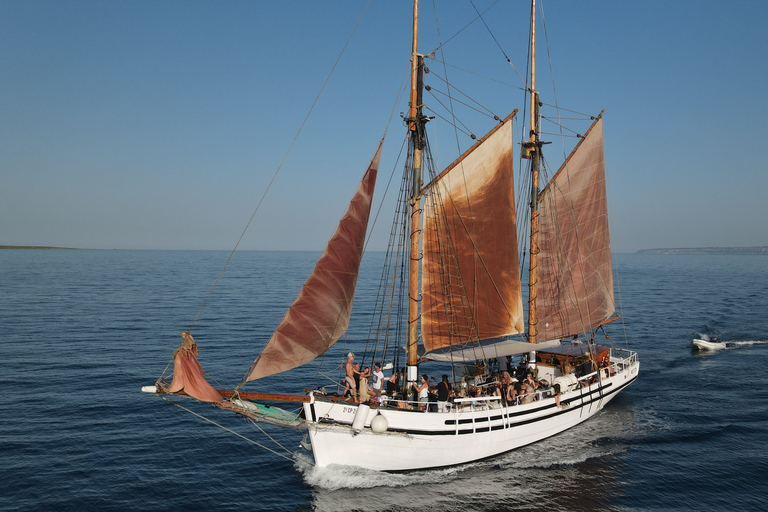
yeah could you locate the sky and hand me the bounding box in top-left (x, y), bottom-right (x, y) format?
top-left (2, 0), bottom-right (767, 253)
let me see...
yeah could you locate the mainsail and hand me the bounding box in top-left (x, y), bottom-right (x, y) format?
top-left (420, 115), bottom-right (525, 360)
top-left (244, 144), bottom-right (381, 381)
top-left (535, 117), bottom-right (615, 341)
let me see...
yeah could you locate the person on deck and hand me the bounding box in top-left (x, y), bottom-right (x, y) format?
top-left (525, 372), bottom-right (539, 393)
top-left (415, 374), bottom-right (431, 411)
top-left (472, 360), bottom-right (486, 385)
top-left (371, 362), bottom-right (385, 399)
top-left (358, 366), bottom-right (372, 402)
top-left (436, 374), bottom-right (453, 412)
top-left (500, 371), bottom-right (513, 405)
top-left (386, 370), bottom-right (400, 397)
top-left (499, 355), bottom-right (510, 374)
top-left (506, 376), bottom-right (519, 405)
top-left (343, 353), bottom-right (358, 402)
top-left (519, 382), bottom-right (534, 404)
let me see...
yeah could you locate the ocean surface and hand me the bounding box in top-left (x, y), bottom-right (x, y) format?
top-left (1, 250), bottom-right (766, 511)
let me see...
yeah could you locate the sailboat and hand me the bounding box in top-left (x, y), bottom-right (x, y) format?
top-left (143, 0), bottom-right (639, 472)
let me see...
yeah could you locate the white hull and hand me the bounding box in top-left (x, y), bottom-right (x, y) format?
top-left (692, 339), bottom-right (725, 350)
top-left (303, 354), bottom-right (639, 471)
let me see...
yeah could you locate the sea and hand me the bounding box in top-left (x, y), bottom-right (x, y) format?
top-left (1, 250), bottom-right (766, 511)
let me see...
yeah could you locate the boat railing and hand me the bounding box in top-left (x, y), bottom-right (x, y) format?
top-left (380, 358), bottom-right (638, 413)
top-left (609, 347), bottom-right (639, 374)
top-left (453, 395), bottom-right (502, 409)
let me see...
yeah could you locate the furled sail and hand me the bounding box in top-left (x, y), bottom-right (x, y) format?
top-left (420, 114), bottom-right (525, 358)
top-left (535, 116), bottom-right (614, 341)
top-left (167, 332), bottom-right (223, 403)
top-left (245, 144), bottom-right (381, 381)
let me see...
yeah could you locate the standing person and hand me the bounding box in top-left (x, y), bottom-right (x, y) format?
top-left (386, 370), bottom-right (400, 397)
top-left (499, 355), bottom-right (510, 375)
top-left (358, 366), bottom-right (371, 403)
top-left (436, 375), bottom-right (453, 412)
top-left (371, 363), bottom-right (385, 399)
top-left (415, 374), bottom-right (431, 411)
top-left (343, 353), bottom-right (358, 402)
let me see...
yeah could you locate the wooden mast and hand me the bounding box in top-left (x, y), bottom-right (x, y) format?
top-left (406, 0), bottom-right (424, 381)
top-left (527, 0), bottom-right (541, 358)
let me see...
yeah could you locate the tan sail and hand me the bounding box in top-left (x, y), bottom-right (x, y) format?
top-left (245, 144), bottom-right (381, 381)
top-left (420, 115), bottom-right (525, 357)
top-left (535, 116), bottom-right (614, 341)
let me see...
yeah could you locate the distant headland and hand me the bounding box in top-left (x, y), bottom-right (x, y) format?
top-left (0, 245), bottom-right (98, 250)
top-left (638, 246), bottom-right (768, 255)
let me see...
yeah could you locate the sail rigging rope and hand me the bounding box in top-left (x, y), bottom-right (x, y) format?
top-left (314, 70), bottom-right (411, 395)
top-left (159, 396), bottom-right (308, 466)
top-left (468, 0), bottom-right (528, 89)
top-left (425, 84), bottom-right (497, 126)
top-left (424, 0), bottom-right (500, 62)
top-left (184, 0), bottom-right (374, 335)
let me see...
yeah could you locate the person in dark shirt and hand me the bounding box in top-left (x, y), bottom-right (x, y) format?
top-left (436, 374), bottom-right (453, 412)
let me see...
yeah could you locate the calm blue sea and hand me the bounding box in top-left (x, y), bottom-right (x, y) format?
top-left (1, 250), bottom-right (766, 511)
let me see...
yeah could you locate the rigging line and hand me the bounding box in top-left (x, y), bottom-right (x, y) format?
top-left (540, 131), bottom-right (580, 139)
top-left (427, 86), bottom-right (499, 121)
top-left (423, 91), bottom-right (478, 138)
top-left (539, 102), bottom-right (594, 118)
top-left (187, 0), bottom-right (374, 332)
top-left (538, 0), bottom-right (568, 164)
top-left (426, 68), bottom-right (500, 119)
top-left (423, 106), bottom-right (473, 138)
top-left (431, 0), bottom-right (469, 199)
top-left (469, 0), bottom-right (527, 88)
top-left (364, 65), bottom-right (411, 254)
top-left (249, 417), bottom-right (297, 459)
top-left (541, 115), bottom-right (593, 122)
top-left (309, 67), bottom-right (410, 392)
top-left (428, 58), bottom-right (526, 91)
top-left (540, 115), bottom-right (581, 137)
top-left (424, 0), bottom-right (500, 59)
top-left (159, 396), bottom-right (304, 465)
top-left (603, 139), bottom-right (630, 350)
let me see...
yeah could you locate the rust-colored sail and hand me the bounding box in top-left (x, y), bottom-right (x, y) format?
top-left (245, 144), bottom-right (381, 381)
top-left (536, 117), bottom-right (614, 341)
top-left (421, 116), bottom-right (524, 356)
top-left (167, 332), bottom-right (222, 403)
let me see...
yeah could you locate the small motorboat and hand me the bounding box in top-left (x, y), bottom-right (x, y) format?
top-left (692, 338), bottom-right (726, 350)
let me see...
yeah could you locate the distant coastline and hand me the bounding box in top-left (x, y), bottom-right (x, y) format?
top-left (637, 246), bottom-right (768, 255)
top-left (0, 245), bottom-right (98, 250)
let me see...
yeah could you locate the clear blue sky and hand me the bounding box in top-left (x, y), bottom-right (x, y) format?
top-left (2, 0), bottom-right (767, 252)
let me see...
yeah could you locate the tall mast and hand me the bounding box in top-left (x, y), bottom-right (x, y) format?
top-left (527, 0), bottom-right (541, 354)
top-left (406, 0), bottom-right (425, 382)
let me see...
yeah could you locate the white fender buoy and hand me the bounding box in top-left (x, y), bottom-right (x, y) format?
top-left (141, 386), bottom-right (158, 393)
top-left (352, 404), bottom-right (370, 432)
top-left (370, 412), bottom-right (388, 433)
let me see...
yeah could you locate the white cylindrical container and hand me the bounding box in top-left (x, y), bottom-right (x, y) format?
top-left (352, 404), bottom-right (370, 432)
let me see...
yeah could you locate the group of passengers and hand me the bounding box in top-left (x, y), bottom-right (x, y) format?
top-left (341, 351), bottom-right (611, 410)
top-left (342, 352), bottom-right (386, 403)
top-left (461, 366), bottom-right (544, 407)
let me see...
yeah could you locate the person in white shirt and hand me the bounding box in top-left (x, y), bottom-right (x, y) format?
top-left (371, 362), bottom-right (385, 398)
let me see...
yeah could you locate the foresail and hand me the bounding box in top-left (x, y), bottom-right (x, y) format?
top-left (536, 117), bottom-right (614, 341)
top-left (421, 115), bottom-right (525, 357)
top-left (245, 144), bottom-right (381, 381)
